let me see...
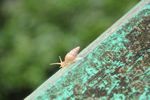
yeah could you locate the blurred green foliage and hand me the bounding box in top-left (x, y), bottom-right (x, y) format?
top-left (0, 0), bottom-right (138, 99)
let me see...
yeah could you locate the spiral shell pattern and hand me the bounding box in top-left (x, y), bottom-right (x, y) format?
top-left (65, 46), bottom-right (80, 62)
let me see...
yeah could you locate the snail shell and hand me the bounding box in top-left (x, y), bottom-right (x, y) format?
top-left (64, 46), bottom-right (80, 62)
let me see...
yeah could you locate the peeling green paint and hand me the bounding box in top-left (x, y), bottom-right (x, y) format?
top-left (25, 1), bottom-right (150, 100)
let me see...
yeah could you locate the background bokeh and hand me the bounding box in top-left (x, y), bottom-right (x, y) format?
top-left (0, 0), bottom-right (139, 99)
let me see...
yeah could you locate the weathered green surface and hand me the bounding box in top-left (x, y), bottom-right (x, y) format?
top-left (25, 0), bottom-right (150, 100)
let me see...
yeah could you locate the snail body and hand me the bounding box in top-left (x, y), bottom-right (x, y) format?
top-left (51, 46), bottom-right (80, 68)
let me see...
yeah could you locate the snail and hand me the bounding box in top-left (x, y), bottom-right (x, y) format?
top-left (51, 46), bottom-right (80, 68)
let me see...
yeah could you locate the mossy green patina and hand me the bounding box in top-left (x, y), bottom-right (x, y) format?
top-left (25, 1), bottom-right (150, 100)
